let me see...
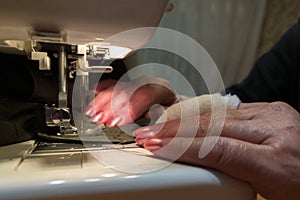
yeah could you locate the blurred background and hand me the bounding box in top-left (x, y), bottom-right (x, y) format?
top-left (125, 0), bottom-right (300, 95)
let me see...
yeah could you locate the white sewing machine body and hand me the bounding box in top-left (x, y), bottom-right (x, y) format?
top-left (0, 140), bottom-right (254, 200)
top-left (0, 1), bottom-right (254, 199)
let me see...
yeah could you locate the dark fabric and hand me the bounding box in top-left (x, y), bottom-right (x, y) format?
top-left (0, 53), bottom-right (127, 146)
top-left (226, 22), bottom-right (300, 112)
top-left (0, 98), bottom-right (43, 146)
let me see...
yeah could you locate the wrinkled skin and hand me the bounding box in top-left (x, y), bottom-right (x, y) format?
top-left (134, 102), bottom-right (300, 200)
top-left (84, 76), bottom-right (176, 126)
top-left (84, 76), bottom-right (300, 199)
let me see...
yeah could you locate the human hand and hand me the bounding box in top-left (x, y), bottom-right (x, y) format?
top-left (84, 76), bottom-right (177, 126)
top-left (134, 102), bottom-right (300, 200)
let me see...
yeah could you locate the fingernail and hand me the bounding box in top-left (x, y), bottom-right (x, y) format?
top-left (97, 112), bottom-right (106, 124)
top-left (145, 145), bottom-right (162, 152)
top-left (108, 116), bottom-right (122, 127)
top-left (144, 138), bottom-right (163, 152)
top-left (84, 105), bottom-right (94, 116)
top-left (135, 131), bottom-right (155, 139)
top-left (135, 138), bottom-right (146, 146)
top-left (145, 138), bottom-right (163, 147)
top-left (90, 112), bottom-right (103, 123)
top-left (133, 127), bottom-right (151, 135)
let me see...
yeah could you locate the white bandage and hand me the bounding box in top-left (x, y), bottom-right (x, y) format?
top-left (225, 93), bottom-right (241, 109)
top-left (155, 93), bottom-right (241, 124)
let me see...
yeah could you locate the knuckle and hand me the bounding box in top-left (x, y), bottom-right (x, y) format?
top-left (267, 101), bottom-right (290, 111)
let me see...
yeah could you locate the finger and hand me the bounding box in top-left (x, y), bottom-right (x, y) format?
top-left (95, 97), bottom-right (121, 125)
top-left (105, 105), bottom-right (134, 127)
top-left (202, 109), bottom-right (271, 143)
top-left (108, 86), bottom-right (160, 126)
top-left (144, 137), bottom-right (271, 183)
top-left (96, 86), bottom-right (151, 126)
top-left (84, 86), bottom-right (114, 116)
top-left (89, 81), bottom-right (156, 126)
top-left (86, 80), bottom-right (129, 117)
top-left (134, 120), bottom-right (179, 145)
top-left (135, 110), bottom-right (270, 145)
top-left (85, 82), bottom-right (128, 118)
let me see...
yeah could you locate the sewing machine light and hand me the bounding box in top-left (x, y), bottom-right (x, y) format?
top-left (94, 38), bottom-right (104, 41)
top-left (104, 46), bottom-right (131, 59)
top-left (48, 180), bottom-right (66, 185)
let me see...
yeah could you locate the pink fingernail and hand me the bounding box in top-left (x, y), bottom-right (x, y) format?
top-left (90, 112), bottom-right (103, 123)
top-left (145, 138), bottom-right (163, 147)
top-left (135, 132), bottom-right (155, 139)
top-left (133, 127), bottom-right (151, 135)
top-left (84, 105), bottom-right (94, 116)
top-left (145, 145), bottom-right (162, 152)
top-left (98, 113), bottom-right (106, 124)
top-left (108, 116), bottom-right (122, 127)
top-left (135, 138), bottom-right (146, 146)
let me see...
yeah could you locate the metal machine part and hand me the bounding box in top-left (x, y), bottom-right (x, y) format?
top-left (0, 0), bottom-right (170, 137)
top-left (45, 105), bottom-right (77, 135)
top-left (50, 44), bottom-right (111, 135)
top-left (22, 30), bottom-right (115, 136)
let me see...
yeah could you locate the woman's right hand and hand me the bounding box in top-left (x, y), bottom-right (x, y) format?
top-left (84, 75), bottom-right (177, 126)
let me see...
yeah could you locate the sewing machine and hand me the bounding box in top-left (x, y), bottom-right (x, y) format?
top-left (0, 0), bottom-right (170, 137)
top-left (0, 1), bottom-right (255, 199)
